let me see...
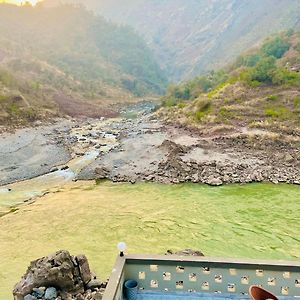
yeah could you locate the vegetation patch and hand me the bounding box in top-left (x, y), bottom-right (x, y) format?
top-left (193, 99), bottom-right (212, 122)
top-left (267, 95), bottom-right (279, 101)
top-left (265, 106), bottom-right (289, 119)
top-left (294, 96), bottom-right (300, 107)
top-left (161, 30), bottom-right (300, 131)
top-left (218, 107), bottom-right (234, 121)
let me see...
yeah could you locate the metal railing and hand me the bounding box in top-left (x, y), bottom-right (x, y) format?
top-left (102, 255), bottom-right (300, 300)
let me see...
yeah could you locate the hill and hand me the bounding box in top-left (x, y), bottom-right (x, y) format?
top-left (0, 3), bottom-right (167, 126)
top-left (159, 31), bottom-right (300, 136)
top-left (47, 0), bottom-right (300, 81)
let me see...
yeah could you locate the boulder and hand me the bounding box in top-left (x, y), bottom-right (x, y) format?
top-left (76, 255), bottom-right (91, 285)
top-left (86, 279), bottom-right (102, 290)
top-left (44, 287), bottom-right (57, 300)
top-left (206, 175), bottom-right (223, 186)
top-left (24, 295), bottom-right (36, 300)
top-left (284, 153), bottom-right (294, 163)
top-left (13, 250), bottom-right (92, 300)
top-left (32, 287), bottom-right (45, 298)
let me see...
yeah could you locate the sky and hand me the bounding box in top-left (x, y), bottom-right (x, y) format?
top-left (1, 0), bottom-right (42, 5)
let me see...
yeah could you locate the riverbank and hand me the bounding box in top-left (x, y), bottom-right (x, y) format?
top-left (1, 107), bottom-right (300, 190)
top-left (77, 116), bottom-right (300, 185)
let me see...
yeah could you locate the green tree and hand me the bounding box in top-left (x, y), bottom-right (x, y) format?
top-left (248, 56), bottom-right (277, 83)
top-left (261, 36), bottom-right (290, 58)
top-left (243, 54), bottom-right (261, 67)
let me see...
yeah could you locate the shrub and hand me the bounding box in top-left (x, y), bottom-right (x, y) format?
top-left (194, 99), bottom-right (211, 121)
top-left (195, 110), bottom-right (208, 121)
top-left (272, 68), bottom-right (300, 85)
top-left (219, 107), bottom-right (234, 120)
top-left (267, 95), bottom-right (279, 101)
top-left (207, 82), bottom-right (228, 98)
top-left (0, 94), bottom-right (8, 101)
top-left (243, 54), bottom-right (262, 67)
top-left (261, 36), bottom-right (290, 58)
top-left (177, 102), bottom-right (186, 109)
top-left (294, 96), bottom-right (300, 107)
top-left (23, 108), bottom-right (38, 121)
top-left (247, 56), bottom-right (277, 83)
top-left (161, 97), bottom-right (178, 107)
top-left (6, 103), bottom-right (20, 115)
top-left (265, 106), bottom-right (288, 119)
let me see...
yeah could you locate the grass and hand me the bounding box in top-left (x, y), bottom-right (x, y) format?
top-left (218, 107), bottom-right (234, 120)
top-left (193, 99), bottom-right (211, 122)
top-left (265, 106), bottom-right (289, 119)
top-left (0, 94), bottom-right (8, 102)
top-left (177, 102), bottom-right (186, 109)
top-left (294, 96), bottom-right (300, 107)
top-left (162, 97), bottom-right (178, 107)
top-left (6, 103), bottom-right (20, 115)
top-left (207, 82), bottom-right (228, 99)
top-left (266, 95), bottom-right (279, 101)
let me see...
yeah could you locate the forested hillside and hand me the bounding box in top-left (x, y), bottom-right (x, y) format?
top-left (159, 31), bottom-right (300, 134)
top-left (0, 3), bottom-right (167, 125)
top-left (49, 0), bottom-right (300, 81)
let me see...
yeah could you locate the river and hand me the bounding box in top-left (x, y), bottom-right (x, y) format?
top-left (0, 102), bottom-right (299, 299)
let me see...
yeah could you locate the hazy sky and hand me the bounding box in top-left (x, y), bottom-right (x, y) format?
top-left (1, 0), bottom-right (41, 5)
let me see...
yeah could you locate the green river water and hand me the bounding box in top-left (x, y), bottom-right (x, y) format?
top-left (0, 181), bottom-right (299, 299)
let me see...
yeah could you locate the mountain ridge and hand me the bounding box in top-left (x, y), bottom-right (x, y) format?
top-left (45, 0), bottom-right (300, 81)
top-left (0, 3), bottom-right (167, 126)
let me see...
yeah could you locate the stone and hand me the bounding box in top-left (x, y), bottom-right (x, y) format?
top-left (13, 250), bottom-right (92, 300)
top-left (94, 167), bottom-right (109, 179)
top-left (223, 174), bottom-right (230, 183)
top-left (76, 255), bottom-right (91, 285)
top-left (191, 173), bottom-right (199, 182)
top-left (24, 295), bottom-right (36, 300)
top-left (284, 153), bottom-right (294, 163)
top-left (45, 287), bottom-right (57, 300)
top-left (93, 292), bottom-right (103, 300)
top-left (75, 294), bottom-right (84, 300)
top-left (207, 176), bottom-right (223, 186)
top-left (60, 292), bottom-right (72, 300)
top-left (32, 287), bottom-right (45, 298)
top-left (87, 279), bottom-right (102, 290)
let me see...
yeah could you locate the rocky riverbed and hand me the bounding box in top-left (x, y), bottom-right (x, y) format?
top-left (76, 117), bottom-right (300, 186)
top-left (0, 102), bottom-right (299, 199)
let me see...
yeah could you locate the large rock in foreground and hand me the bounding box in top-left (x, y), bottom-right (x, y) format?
top-left (13, 250), bottom-right (104, 300)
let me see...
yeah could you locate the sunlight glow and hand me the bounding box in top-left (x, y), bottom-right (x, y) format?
top-left (1, 0), bottom-right (42, 6)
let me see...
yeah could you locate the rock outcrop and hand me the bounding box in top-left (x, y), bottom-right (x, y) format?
top-left (13, 250), bottom-right (105, 300)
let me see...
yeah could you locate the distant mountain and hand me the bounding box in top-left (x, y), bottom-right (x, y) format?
top-left (49, 0), bottom-right (300, 81)
top-left (0, 3), bottom-right (167, 125)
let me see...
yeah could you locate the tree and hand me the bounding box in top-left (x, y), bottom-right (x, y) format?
top-left (261, 36), bottom-right (290, 59)
top-left (248, 56), bottom-right (277, 83)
